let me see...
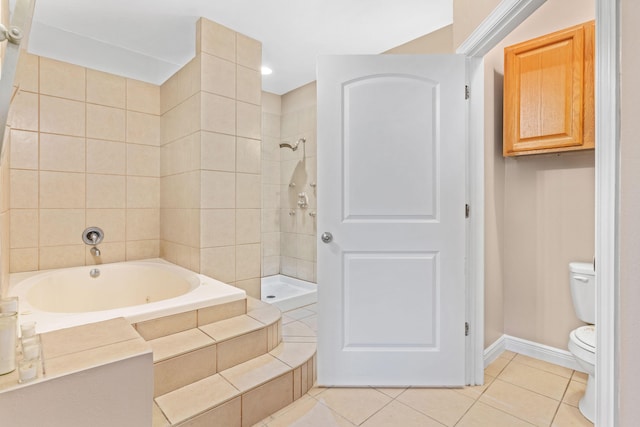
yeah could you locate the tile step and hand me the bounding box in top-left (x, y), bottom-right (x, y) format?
top-left (154, 337), bottom-right (317, 426)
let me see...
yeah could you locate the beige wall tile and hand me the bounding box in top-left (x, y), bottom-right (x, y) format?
top-left (127, 144), bottom-right (160, 177)
top-left (237, 137), bottom-right (261, 174)
top-left (201, 246), bottom-right (236, 283)
top-left (198, 18), bottom-right (236, 61)
top-left (87, 104), bottom-right (126, 141)
top-left (241, 373), bottom-right (293, 427)
top-left (9, 91), bottom-right (38, 131)
top-left (10, 247), bottom-right (38, 272)
top-left (10, 169), bottom-right (38, 208)
top-left (86, 209), bottom-right (126, 242)
top-left (161, 172), bottom-right (201, 210)
top-left (237, 173), bottom-right (261, 208)
top-left (237, 209), bottom-right (260, 244)
top-left (201, 132), bottom-right (235, 172)
top-left (217, 328), bottom-right (268, 371)
top-left (176, 396), bottom-right (241, 427)
top-left (201, 53), bottom-right (236, 98)
top-left (39, 209), bottom-right (85, 246)
top-left (160, 73), bottom-right (178, 115)
top-left (39, 57), bottom-right (85, 101)
top-left (126, 111), bottom-right (160, 146)
top-left (234, 278), bottom-right (260, 299)
top-left (236, 243), bottom-right (261, 281)
top-left (236, 66), bottom-right (261, 105)
top-left (177, 56), bottom-right (201, 105)
top-left (154, 345), bottom-right (217, 397)
top-left (86, 174), bottom-right (125, 208)
top-left (10, 209), bottom-right (38, 248)
top-left (262, 256), bottom-right (280, 277)
top-left (237, 101), bottom-right (261, 139)
top-left (201, 92), bottom-right (236, 135)
top-left (262, 209), bottom-right (280, 233)
top-left (85, 241), bottom-right (126, 264)
top-left (39, 133), bottom-right (85, 172)
top-left (126, 209), bottom-right (160, 241)
top-left (86, 139), bottom-right (126, 174)
top-left (40, 95), bottom-right (85, 136)
top-left (39, 171), bottom-right (85, 208)
top-left (127, 78), bottom-right (160, 115)
top-left (126, 240), bottom-right (160, 260)
top-left (198, 299), bottom-right (247, 326)
top-left (9, 130), bottom-right (38, 170)
top-left (39, 244), bottom-right (86, 269)
top-left (236, 33), bottom-right (261, 71)
top-left (87, 68), bottom-right (126, 108)
top-left (201, 209), bottom-right (235, 248)
top-left (161, 134), bottom-right (199, 176)
top-left (16, 52), bottom-right (39, 93)
top-left (262, 160), bottom-right (279, 185)
top-left (201, 171), bottom-right (235, 208)
top-left (127, 176), bottom-right (160, 208)
top-left (262, 233), bottom-right (280, 257)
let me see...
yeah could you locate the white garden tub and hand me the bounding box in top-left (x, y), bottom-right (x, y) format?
top-left (8, 259), bottom-right (245, 333)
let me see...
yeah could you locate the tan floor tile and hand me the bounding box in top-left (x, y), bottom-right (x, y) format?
top-left (262, 394), bottom-right (315, 423)
top-left (200, 315), bottom-right (265, 341)
top-left (485, 356), bottom-right (511, 377)
top-left (155, 374), bottom-right (239, 424)
top-left (220, 353), bottom-right (291, 392)
top-left (281, 315), bottom-right (297, 325)
top-left (361, 400), bottom-right (445, 427)
top-left (242, 372), bottom-right (294, 427)
top-left (247, 297), bottom-right (271, 311)
top-left (562, 380), bottom-right (587, 407)
top-left (572, 371), bottom-right (588, 384)
top-left (551, 403), bottom-right (594, 427)
top-left (300, 315), bottom-right (318, 332)
top-left (397, 388), bottom-right (475, 426)
top-left (266, 395), bottom-right (356, 427)
top-left (248, 305), bottom-right (282, 325)
top-left (456, 401), bottom-right (535, 427)
top-left (498, 361), bottom-right (570, 400)
top-left (375, 387), bottom-right (407, 398)
top-left (512, 354), bottom-right (574, 378)
top-left (455, 374), bottom-right (495, 400)
top-left (301, 303), bottom-right (318, 313)
top-left (148, 328), bottom-right (214, 362)
top-left (217, 328), bottom-right (268, 371)
top-left (284, 308), bottom-right (315, 320)
top-left (500, 350), bottom-right (517, 360)
top-left (314, 387), bottom-right (392, 425)
top-left (270, 342), bottom-right (316, 368)
top-left (181, 397), bottom-right (241, 427)
top-left (307, 385), bottom-right (330, 397)
top-left (152, 402), bottom-right (170, 427)
top-left (479, 379), bottom-right (560, 427)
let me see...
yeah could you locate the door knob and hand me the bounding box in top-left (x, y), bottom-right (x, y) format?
top-left (321, 232), bottom-right (333, 243)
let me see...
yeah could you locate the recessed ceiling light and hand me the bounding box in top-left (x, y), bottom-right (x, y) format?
top-left (261, 66), bottom-right (273, 75)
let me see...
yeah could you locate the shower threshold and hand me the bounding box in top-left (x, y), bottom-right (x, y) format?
top-left (261, 275), bottom-right (317, 312)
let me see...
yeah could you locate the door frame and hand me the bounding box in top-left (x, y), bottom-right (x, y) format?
top-left (457, 0), bottom-right (619, 424)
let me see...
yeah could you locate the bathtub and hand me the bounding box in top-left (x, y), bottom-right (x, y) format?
top-left (8, 259), bottom-right (246, 334)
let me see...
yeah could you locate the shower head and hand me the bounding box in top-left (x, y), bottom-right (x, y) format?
top-left (279, 138), bottom-right (306, 151)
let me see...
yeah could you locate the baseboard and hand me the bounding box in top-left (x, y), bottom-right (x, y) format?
top-left (484, 334), bottom-right (583, 372)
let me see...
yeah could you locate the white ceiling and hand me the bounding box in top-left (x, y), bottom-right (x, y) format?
top-left (21, 0), bottom-right (453, 95)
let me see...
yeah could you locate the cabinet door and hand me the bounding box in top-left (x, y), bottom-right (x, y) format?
top-left (503, 22), bottom-right (594, 156)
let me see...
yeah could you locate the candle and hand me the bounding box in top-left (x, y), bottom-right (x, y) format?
top-left (22, 343), bottom-right (40, 361)
top-left (0, 311), bottom-right (17, 375)
top-left (20, 322), bottom-right (36, 338)
top-left (18, 360), bottom-right (37, 383)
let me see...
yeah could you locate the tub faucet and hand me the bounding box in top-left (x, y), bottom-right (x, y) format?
top-left (90, 246), bottom-right (101, 257)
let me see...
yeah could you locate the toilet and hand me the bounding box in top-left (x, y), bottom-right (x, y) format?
top-left (568, 262), bottom-right (596, 423)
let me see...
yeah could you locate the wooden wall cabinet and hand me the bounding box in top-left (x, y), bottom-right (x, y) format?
top-left (503, 21), bottom-right (594, 156)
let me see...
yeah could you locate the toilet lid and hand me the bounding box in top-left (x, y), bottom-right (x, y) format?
top-left (575, 325), bottom-right (596, 349)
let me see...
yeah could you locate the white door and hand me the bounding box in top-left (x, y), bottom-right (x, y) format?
top-left (317, 55), bottom-right (467, 386)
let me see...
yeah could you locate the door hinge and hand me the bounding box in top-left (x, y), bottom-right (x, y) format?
top-left (465, 85), bottom-right (470, 100)
top-left (465, 322), bottom-right (470, 336)
top-left (465, 204), bottom-right (470, 218)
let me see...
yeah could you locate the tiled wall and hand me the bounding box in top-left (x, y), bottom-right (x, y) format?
top-left (279, 83), bottom-right (317, 282)
top-left (7, 53), bottom-right (161, 272)
top-left (261, 92), bottom-right (281, 277)
top-left (160, 18), bottom-right (263, 297)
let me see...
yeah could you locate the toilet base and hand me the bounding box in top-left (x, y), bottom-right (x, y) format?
top-left (579, 373), bottom-right (595, 423)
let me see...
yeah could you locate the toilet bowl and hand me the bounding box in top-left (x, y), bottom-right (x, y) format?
top-left (568, 325), bottom-right (595, 422)
top-left (568, 262), bottom-right (596, 423)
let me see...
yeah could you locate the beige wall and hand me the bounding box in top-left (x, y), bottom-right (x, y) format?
top-left (619, 0), bottom-right (640, 422)
top-left (261, 92), bottom-right (282, 277)
top-left (160, 18), bottom-right (263, 297)
top-left (7, 53), bottom-right (161, 273)
top-left (385, 25), bottom-right (453, 54)
top-left (280, 82), bottom-right (317, 282)
top-left (453, 0), bottom-right (501, 50)
top-left (484, 0), bottom-right (595, 349)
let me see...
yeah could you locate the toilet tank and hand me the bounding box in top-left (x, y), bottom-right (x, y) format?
top-left (569, 262), bottom-right (596, 324)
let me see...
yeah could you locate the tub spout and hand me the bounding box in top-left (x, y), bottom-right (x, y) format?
top-left (90, 246), bottom-right (101, 257)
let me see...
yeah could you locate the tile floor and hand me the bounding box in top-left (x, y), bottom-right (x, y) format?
top-left (257, 303), bottom-right (593, 427)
